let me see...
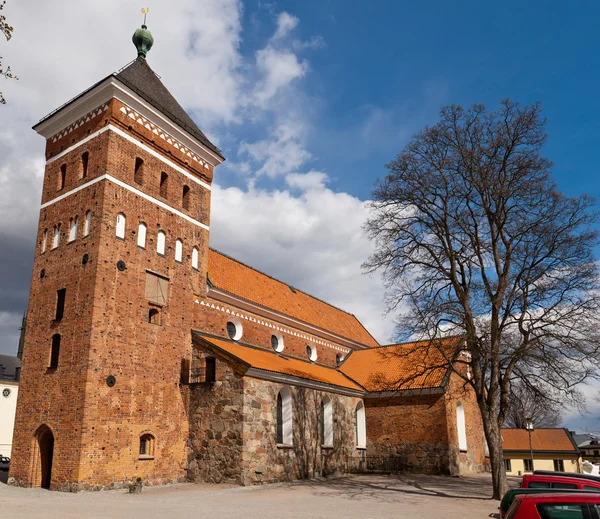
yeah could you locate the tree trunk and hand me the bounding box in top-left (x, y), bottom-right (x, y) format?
top-left (484, 413), bottom-right (509, 500)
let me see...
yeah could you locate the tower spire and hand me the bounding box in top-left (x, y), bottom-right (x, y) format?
top-left (132, 8), bottom-right (154, 59)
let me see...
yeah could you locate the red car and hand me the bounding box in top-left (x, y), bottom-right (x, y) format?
top-left (522, 474), bottom-right (600, 491)
top-left (506, 493), bottom-right (600, 518)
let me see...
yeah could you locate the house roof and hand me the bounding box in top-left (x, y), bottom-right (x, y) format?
top-left (207, 249), bottom-right (379, 348)
top-left (339, 336), bottom-right (462, 392)
top-left (193, 333), bottom-right (363, 392)
top-left (0, 354), bottom-right (21, 381)
top-left (502, 428), bottom-right (579, 453)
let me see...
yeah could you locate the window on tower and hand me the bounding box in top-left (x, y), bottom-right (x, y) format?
top-left (116, 213), bottom-right (126, 239)
top-left (49, 334), bottom-right (61, 369)
top-left (80, 152), bottom-right (89, 179)
top-left (175, 239), bottom-right (183, 262)
top-left (84, 211), bottom-right (92, 237)
top-left (58, 164), bottom-right (66, 190)
top-left (134, 157), bottom-right (144, 185)
top-left (157, 231), bottom-right (166, 255)
top-left (160, 172), bottom-right (169, 198)
top-left (145, 271), bottom-right (169, 306)
top-left (137, 223), bottom-right (147, 248)
top-left (52, 225), bottom-right (61, 249)
top-left (41, 229), bottom-right (48, 253)
top-left (192, 247), bottom-right (199, 270)
top-left (68, 217), bottom-right (78, 242)
top-left (55, 288), bottom-right (66, 321)
top-left (182, 185), bottom-right (190, 210)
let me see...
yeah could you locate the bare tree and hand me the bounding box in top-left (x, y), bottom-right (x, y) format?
top-left (1, 0), bottom-right (17, 105)
top-left (364, 99), bottom-right (600, 499)
top-left (503, 380), bottom-right (563, 429)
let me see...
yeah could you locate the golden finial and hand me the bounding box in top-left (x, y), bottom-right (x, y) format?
top-left (141, 7), bottom-right (149, 26)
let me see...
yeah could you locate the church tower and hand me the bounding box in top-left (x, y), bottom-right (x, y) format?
top-left (10, 24), bottom-right (224, 490)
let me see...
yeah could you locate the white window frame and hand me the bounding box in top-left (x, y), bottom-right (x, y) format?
top-left (356, 401), bottom-right (366, 448)
top-left (68, 217), bottom-right (78, 242)
top-left (457, 401), bottom-right (467, 452)
top-left (278, 387), bottom-right (293, 446)
top-left (175, 239), bottom-right (183, 262)
top-left (84, 211), bottom-right (92, 237)
top-left (52, 225), bottom-right (60, 249)
top-left (322, 396), bottom-right (333, 447)
top-left (116, 213), bottom-right (126, 239)
top-left (157, 231), bottom-right (166, 255)
top-left (137, 223), bottom-right (147, 248)
top-left (306, 344), bottom-right (317, 362)
top-left (192, 247), bottom-right (199, 269)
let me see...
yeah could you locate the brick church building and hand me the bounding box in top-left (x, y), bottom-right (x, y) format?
top-left (9, 24), bottom-right (487, 491)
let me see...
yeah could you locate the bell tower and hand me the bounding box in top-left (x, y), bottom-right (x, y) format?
top-left (10, 24), bottom-right (224, 490)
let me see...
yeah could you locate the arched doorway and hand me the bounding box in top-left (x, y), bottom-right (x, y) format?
top-left (36, 425), bottom-right (54, 489)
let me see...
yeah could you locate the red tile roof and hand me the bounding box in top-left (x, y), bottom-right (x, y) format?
top-left (194, 334), bottom-right (363, 392)
top-left (339, 336), bottom-right (463, 392)
top-left (502, 428), bottom-right (578, 452)
top-left (207, 249), bottom-right (379, 347)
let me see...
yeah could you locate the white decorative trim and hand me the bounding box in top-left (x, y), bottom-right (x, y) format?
top-left (41, 174), bottom-right (209, 231)
top-left (47, 124), bottom-right (211, 191)
top-left (50, 104), bottom-right (109, 142)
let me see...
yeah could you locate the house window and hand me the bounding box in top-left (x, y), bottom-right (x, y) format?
top-left (306, 344), bottom-right (317, 362)
top-left (226, 319), bottom-right (243, 341)
top-left (159, 172), bottom-right (168, 198)
top-left (271, 334), bottom-right (284, 353)
top-left (192, 247), bottom-right (199, 269)
top-left (68, 217), bottom-right (78, 242)
top-left (145, 271), bottom-right (169, 306)
top-left (205, 357), bottom-right (216, 382)
top-left (175, 239), bottom-right (183, 262)
top-left (321, 396), bottom-right (333, 447)
top-left (594, 450), bottom-right (599, 456)
top-left (524, 458), bottom-right (534, 472)
top-left (55, 289), bottom-right (66, 321)
top-left (554, 459), bottom-right (565, 472)
top-left (58, 164), bottom-right (66, 190)
top-left (336, 353), bottom-right (344, 366)
top-left (84, 211), bottom-right (92, 237)
top-left (139, 433), bottom-right (155, 458)
top-left (116, 213), bottom-right (126, 239)
top-left (50, 334), bottom-right (61, 368)
top-left (42, 229), bottom-right (48, 253)
top-left (81, 152), bottom-right (89, 179)
top-left (355, 401), bottom-right (366, 448)
top-left (456, 402), bottom-right (467, 452)
top-left (182, 185), bottom-right (190, 210)
top-left (134, 158), bottom-right (144, 185)
top-left (137, 223), bottom-right (147, 248)
top-left (157, 231), bottom-right (166, 255)
top-left (148, 308), bottom-right (159, 324)
top-left (52, 225), bottom-right (61, 249)
top-left (504, 459), bottom-right (512, 472)
top-left (276, 387), bottom-right (293, 445)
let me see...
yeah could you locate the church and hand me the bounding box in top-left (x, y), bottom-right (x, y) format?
top-left (9, 24), bottom-right (488, 491)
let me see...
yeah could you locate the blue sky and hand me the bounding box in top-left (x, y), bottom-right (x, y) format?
top-left (1, 0), bottom-right (600, 431)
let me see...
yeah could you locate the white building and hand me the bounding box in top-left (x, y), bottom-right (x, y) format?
top-left (0, 355), bottom-right (21, 458)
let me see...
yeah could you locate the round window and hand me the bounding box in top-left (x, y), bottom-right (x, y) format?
top-left (336, 353), bottom-right (344, 367)
top-left (306, 344), bottom-right (317, 362)
top-left (226, 319), bottom-right (243, 341)
top-left (2, 388), bottom-right (10, 398)
top-left (271, 333), bottom-right (284, 353)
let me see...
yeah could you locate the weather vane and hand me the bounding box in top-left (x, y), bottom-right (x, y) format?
top-left (141, 7), bottom-right (149, 26)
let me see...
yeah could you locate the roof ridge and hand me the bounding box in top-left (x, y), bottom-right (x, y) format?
top-left (366, 334), bottom-right (465, 351)
top-left (208, 247), bottom-right (376, 336)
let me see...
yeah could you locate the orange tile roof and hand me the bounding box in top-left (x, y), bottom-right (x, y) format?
top-left (207, 249), bottom-right (379, 347)
top-left (502, 428), bottom-right (578, 452)
top-left (339, 336), bottom-right (463, 392)
top-left (194, 334), bottom-right (363, 392)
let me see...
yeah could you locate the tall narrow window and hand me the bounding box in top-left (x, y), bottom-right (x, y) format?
top-left (504, 459), bottom-right (512, 472)
top-left (58, 164), bottom-right (66, 190)
top-left (355, 401), bottom-right (366, 448)
top-left (456, 402), bottom-right (467, 452)
top-left (321, 396), bottom-right (333, 447)
top-left (205, 357), bottom-right (216, 382)
top-left (159, 172), bottom-right (168, 198)
top-left (276, 387), bottom-right (293, 445)
top-left (68, 217), bottom-right (78, 242)
top-left (116, 213), bottom-right (126, 239)
top-left (175, 239), bottom-right (183, 262)
top-left (84, 211), bottom-right (92, 237)
top-left (41, 229), bottom-right (48, 253)
top-left (134, 158), bottom-right (144, 185)
top-left (192, 247), bottom-right (199, 269)
top-left (182, 185), bottom-right (190, 210)
top-left (157, 231), bottom-right (166, 255)
top-left (137, 223), bottom-right (147, 248)
top-left (50, 334), bottom-right (61, 368)
top-left (55, 289), bottom-right (66, 321)
top-left (52, 225), bottom-right (61, 249)
top-left (80, 152), bottom-right (89, 179)
top-left (139, 433), bottom-right (155, 458)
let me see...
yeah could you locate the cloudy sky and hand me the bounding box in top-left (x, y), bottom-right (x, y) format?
top-left (2, 0), bottom-right (600, 430)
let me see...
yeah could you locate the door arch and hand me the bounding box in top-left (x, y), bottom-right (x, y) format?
top-left (35, 425), bottom-right (54, 489)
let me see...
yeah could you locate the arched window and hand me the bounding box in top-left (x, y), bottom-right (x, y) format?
top-left (321, 396), bottom-right (333, 447)
top-left (42, 229), bottom-right (48, 253)
top-left (50, 334), bottom-right (61, 368)
top-left (355, 401), bottom-right (366, 448)
top-left (84, 211), bottom-right (92, 237)
top-left (148, 308), bottom-right (159, 324)
top-left (52, 225), bottom-right (61, 249)
top-left (277, 387), bottom-right (293, 445)
top-left (80, 152), bottom-right (89, 179)
top-left (68, 217), bottom-right (78, 242)
top-left (175, 239), bottom-right (183, 262)
top-left (182, 185), bottom-right (190, 210)
top-left (191, 247), bottom-right (199, 270)
top-left (157, 231), bottom-right (166, 255)
top-left (139, 433), bottom-right (155, 458)
top-left (134, 157), bottom-right (144, 185)
top-left (116, 213), bottom-right (126, 239)
top-left (137, 223), bottom-right (147, 248)
top-left (160, 172), bottom-right (168, 198)
top-left (58, 164), bottom-right (66, 190)
top-left (456, 402), bottom-right (467, 452)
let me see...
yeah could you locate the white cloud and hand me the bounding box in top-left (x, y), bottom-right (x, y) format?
top-left (273, 12), bottom-right (299, 40)
top-left (286, 171), bottom-right (329, 191)
top-left (253, 47), bottom-right (308, 106)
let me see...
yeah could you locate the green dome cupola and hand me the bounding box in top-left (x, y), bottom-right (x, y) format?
top-left (132, 24), bottom-right (154, 59)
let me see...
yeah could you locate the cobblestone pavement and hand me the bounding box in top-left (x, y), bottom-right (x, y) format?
top-left (0, 473), bottom-right (504, 519)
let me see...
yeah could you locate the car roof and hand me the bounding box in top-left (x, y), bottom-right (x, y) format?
top-left (534, 470), bottom-right (600, 483)
top-left (524, 474), bottom-right (600, 483)
top-left (517, 492), bottom-right (600, 502)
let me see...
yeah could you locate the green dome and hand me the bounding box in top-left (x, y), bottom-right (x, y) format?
top-left (132, 25), bottom-right (154, 59)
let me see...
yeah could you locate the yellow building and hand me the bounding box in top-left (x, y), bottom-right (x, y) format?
top-left (502, 428), bottom-right (581, 476)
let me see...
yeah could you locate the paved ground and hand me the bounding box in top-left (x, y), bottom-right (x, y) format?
top-left (0, 473), bottom-right (505, 519)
